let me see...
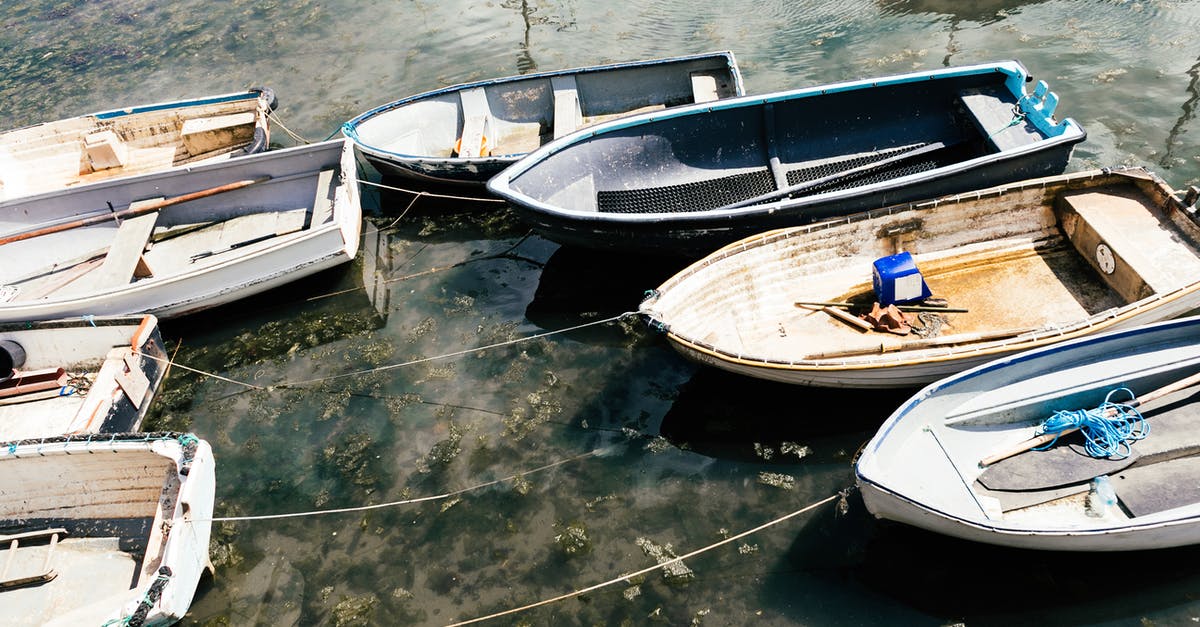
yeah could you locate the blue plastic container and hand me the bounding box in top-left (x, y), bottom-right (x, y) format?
top-left (872, 251), bottom-right (932, 306)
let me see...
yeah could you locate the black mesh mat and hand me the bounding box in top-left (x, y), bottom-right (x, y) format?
top-left (595, 143), bottom-right (947, 214)
top-left (597, 169), bottom-right (775, 214)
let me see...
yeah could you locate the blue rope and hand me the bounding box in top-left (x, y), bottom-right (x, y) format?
top-left (1033, 388), bottom-right (1149, 459)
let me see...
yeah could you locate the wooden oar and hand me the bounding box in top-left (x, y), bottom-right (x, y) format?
top-left (977, 369), bottom-right (1200, 468)
top-left (795, 300), bottom-right (969, 313)
top-left (0, 176), bottom-right (270, 247)
top-left (720, 141), bottom-right (951, 211)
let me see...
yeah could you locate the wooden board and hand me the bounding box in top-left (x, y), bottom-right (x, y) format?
top-left (978, 439), bottom-right (1138, 491)
top-left (1113, 455), bottom-right (1200, 517)
top-left (978, 387), bottom-right (1200, 492)
top-left (551, 75), bottom-right (582, 139)
top-left (457, 87), bottom-right (491, 158)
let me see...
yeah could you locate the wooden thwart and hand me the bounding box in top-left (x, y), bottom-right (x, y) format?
top-left (551, 75), bottom-right (582, 139)
top-left (978, 369), bottom-right (1200, 467)
top-left (0, 528), bottom-right (67, 590)
top-left (457, 88), bottom-right (492, 158)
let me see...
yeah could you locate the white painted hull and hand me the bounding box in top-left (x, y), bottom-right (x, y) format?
top-left (0, 139), bottom-right (361, 322)
top-left (641, 168), bottom-right (1200, 388)
top-left (855, 314), bottom-right (1200, 551)
top-left (0, 89), bottom-right (274, 201)
top-left (0, 314), bottom-right (168, 442)
top-left (0, 434), bottom-right (215, 624)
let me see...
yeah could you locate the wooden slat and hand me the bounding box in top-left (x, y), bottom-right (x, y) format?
top-left (457, 87), bottom-right (491, 158)
top-left (310, 169), bottom-right (336, 226)
top-left (691, 72), bottom-right (720, 103)
top-left (551, 75), bottom-right (582, 139)
top-left (58, 201), bottom-right (160, 295)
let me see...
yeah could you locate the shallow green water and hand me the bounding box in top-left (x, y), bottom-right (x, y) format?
top-left (6, 1), bottom-right (1200, 625)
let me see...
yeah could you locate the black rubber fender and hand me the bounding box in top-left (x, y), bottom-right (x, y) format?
top-left (237, 126), bottom-right (269, 156)
top-left (250, 86), bottom-right (278, 112)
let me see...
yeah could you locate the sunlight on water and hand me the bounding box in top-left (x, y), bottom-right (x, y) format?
top-left (5, 0), bottom-right (1200, 625)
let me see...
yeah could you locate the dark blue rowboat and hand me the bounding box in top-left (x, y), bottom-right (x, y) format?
top-left (487, 60), bottom-right (1087, 256)
top-left (342, 51), bottom-right (744, 188)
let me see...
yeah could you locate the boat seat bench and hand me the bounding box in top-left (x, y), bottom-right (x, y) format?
top-left (1056, 185), bottom-right (1200, 302)
top-left (957, 88), bottom-right (1043, 153)
top-left (457, 88), bottom-right (492, 158)
top-left (551, 75), bottom-right (582, 140)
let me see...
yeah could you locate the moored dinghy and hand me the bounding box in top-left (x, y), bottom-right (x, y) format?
top-left (0, 138), bottom-right (361, 323)
top-left (0, 433), bottom-right (214, 624)
top-left (856, 314), bottom-right (1200, 551)
top-left (0, 314), bottom-right (168, 442)
top-left (639, 167), bottom-right (1200, 388)
top-left (487, 60), bottom-right (1086, 255)
top-left (342, 51), bottom-right (744, 187)
top-left (0, 88), bottom-right (275, 201)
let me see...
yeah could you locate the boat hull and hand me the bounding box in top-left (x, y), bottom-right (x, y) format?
top-left (639, 168), bottom-right (1200, 388)
top-left (0, 139), bottom-right (361, 323)
top-left (0, 315), bottom-right (168, 442)
top-left (0, 433), bottom-right (215, 623)
top-left (0, 89), bottom-right (275, 201)
top-left (856, 315), bottom-right (1200, 551)
top-left (344, 51), bottom-right (744, 187)
top-left (489, 60), bottom-right (1086, 255)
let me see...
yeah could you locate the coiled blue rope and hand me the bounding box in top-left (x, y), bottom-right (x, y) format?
top-left (1033, 388), bottom-right (1149, 459)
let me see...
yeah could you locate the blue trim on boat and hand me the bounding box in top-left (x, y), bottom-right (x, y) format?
top-left (93, 90), bottom-right (263, 120)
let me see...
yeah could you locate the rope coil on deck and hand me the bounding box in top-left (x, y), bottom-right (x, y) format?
top-left (1033, 387), bottom-right (1149, 459)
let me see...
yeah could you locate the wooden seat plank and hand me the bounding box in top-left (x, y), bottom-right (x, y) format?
top-left (457, 87), bottom-right (491, 158)
top-left (690, 72), bottom-right (720, 103)
top-left (59, 200), bottom-right (160, 295)
top-left (551, 75), bottom-right (582, 139)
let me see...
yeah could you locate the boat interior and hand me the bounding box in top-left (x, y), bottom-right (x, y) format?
top-left (355, 56), bottom-right (741, 160)
top-left (0, 159), bottom-right (341, 306)
top-left (0, 321), bottom-right (161, 441)
top-left (0, 96), bottom-right (268, 201)
top-left (512, 73), bottom-right (1056, 214)
top-left (0, 446), bottom-right (177, 624)
top-left (974, 381), bottom-right (1200, 523)
top-left (651, 172), bottom-right (1200, 364)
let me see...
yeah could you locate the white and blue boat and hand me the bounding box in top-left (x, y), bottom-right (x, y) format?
top-left (0, 89), bottom-right (275, 201)
top-left (857, 314), bottom-right (1200, 551)
top-left (488, 60), bottom-right (1086, 255)
top-left (342, 51), bottom-right (744, 187)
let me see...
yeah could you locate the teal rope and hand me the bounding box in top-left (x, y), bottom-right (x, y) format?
top-left (1033, 388), bottom-right (1149, 459)
top-left (987, 107), bottom-right (1027, 139)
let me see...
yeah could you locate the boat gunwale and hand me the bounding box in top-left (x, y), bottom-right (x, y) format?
top-left (487, 59), bottom-right (1085, 216)
top-left (854, 315), bottom-right (1200, 546)
top-left (342, 50), bottom-right (745, 161)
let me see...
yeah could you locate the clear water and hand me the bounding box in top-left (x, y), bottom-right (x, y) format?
top-left (6, 1), bottom-right (1200, 625)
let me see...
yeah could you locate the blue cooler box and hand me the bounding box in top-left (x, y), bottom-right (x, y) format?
top-left (872, 251), bottom-right (931, 306)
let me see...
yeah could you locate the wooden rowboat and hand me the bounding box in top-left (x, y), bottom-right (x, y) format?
top-left (0, 433), bottom-right (215, 624)
top-left (342, 51), bottom-right (744, 187)
top-left (0, 88), bottom-right (275, 201)
top-left (638, 167), bottom-right (1200, 388)
top-left (0, 314), bottom-right (167, 443)
top-left (856, 314), bottom-right (1200, 551)
top-left (487, 60), bottom-right (1086, 255)
top-left (0, 138), bottom-right (360, 323)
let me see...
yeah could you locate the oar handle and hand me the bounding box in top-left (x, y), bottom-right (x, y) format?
top-left (0, 176), bottom-right (270, 246)
top-left (977, 369), bottom-right (1200, 468)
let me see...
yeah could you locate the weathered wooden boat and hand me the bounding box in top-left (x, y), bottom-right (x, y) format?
top-left (0, 138), bottom-right (361, 323)
top-left (487, 60), bottom-right (1086, 255)
top-left (1, 433), bottom-right (214, 624)
top-left (0, 314), bottom-right (167, 442)
top-left (342, 51), bottom-right (744, 187)
top-left (0, 88), bottom-right (275, 201)
top-left (856, 314), bottom-right (1200, 551)
top-left (638, 167), bottom-right (1200, 388)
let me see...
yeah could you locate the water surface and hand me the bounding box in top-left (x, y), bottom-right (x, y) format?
top-left (4, 1), bottom-right (1200, 625)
